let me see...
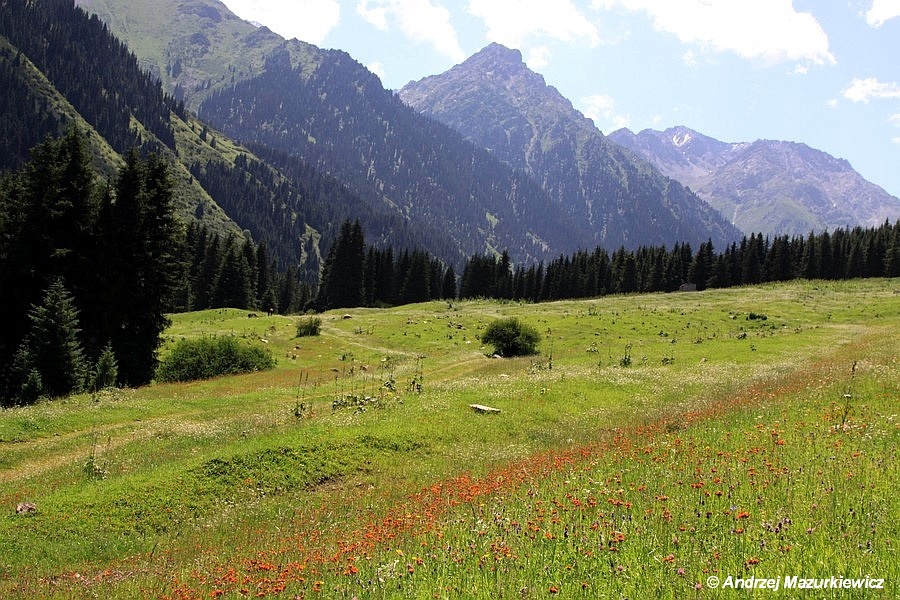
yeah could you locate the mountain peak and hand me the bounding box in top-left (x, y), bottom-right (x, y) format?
top-left (399, 50), bottom-right (740, 250)
top-left (399, 42), bottom-right (557, 122)
top-left (455, 42), bottom-right (530, 82)
top-left (475, 42), bottom-right (523, 63)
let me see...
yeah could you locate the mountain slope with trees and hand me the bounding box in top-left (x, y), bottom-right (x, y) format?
top-left (1, 0), bottom-right (442, 278)
top-left (75, 0), bottom-right (608, 267)
top-left (609, 126), bottom-right (900, 236)
top-left (399, 43), bottom-right (741, 251)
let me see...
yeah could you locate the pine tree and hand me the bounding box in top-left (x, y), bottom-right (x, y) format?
top-left (688, 240), bottom-right (714, 290)
top-left (94, 151), bottom-right (182, 385)
top-left (278, 265), bottom-right (302, 314)
top-left (92, 341), bottom-right (119, 391)
top-left (0, 128), bottom-right (99, 397)
top-left (317, 220), bottom-right (366, 309)
top-left (884, 221), bottom-right (900, 277)
top-left (213, 236), bottom-right (253, 309)
top-left (441, 265), bottom-right (457, 299)
top-left (15, 279), bottom-right (87, 401)
top-left (399, 250), bottom-right (431, 304)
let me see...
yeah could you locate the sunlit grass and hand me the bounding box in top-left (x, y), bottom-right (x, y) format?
top-left (0, 279), bottom-right (897, 598)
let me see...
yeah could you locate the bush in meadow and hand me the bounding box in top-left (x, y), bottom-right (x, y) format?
top-left (296, 317), bottom-right (322, 337)
top-left (481, 317), bottom-right (540, 357)
top-left (155, 336), bottom-right (276, 382)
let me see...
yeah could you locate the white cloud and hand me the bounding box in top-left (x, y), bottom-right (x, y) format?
top-left (526, 46), bottom-right (552, 70)
top-left (222, 0), bottom-right (341, 45)
top-left (866, 0), bottom-right (900, 27)
top-left (842, 77), bottom-right (900, 103)
top-left (579, 94), bottom-right (630, 131)
top-left (357, 0), bottom-right (465, 61)
top-left (682, 50), bottom-right (699, 67)
top-left (592, 0), bottom-right (834, 66)
top-left (467, 0), bottom-right (601, 49)
top-left (367, 61), bottom-right (387, 81)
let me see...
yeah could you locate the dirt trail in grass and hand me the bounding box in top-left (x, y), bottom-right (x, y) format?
top-left (0, 346), bottom-right (494, 486)
top-left (161, 328), bottom-right (891, 600)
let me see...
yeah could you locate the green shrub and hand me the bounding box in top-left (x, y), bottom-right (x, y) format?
top-left (92, 342), bottom-right (118, 390)
top-left (296, 316), bottom-right (322, 337)
top-left (155, 336), bottom-right (276, 383)
top-left (481, 317), bottom-right (541, 357)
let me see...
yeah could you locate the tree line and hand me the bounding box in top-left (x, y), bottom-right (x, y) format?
top-left (315, 220), bottom-right (456, 310)
top-left (0, 129), bottom-right (181, 404)
top-left (173, 222), bottom-right (314, 315)
top-left (458, 227), bottom-right (900, 302)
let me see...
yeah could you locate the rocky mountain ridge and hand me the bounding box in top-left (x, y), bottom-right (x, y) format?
top-left (400, 43), bottom-right (740, 250)
top-left (609, 126), bottom-right (900, 235)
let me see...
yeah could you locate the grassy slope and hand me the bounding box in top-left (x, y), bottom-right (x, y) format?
top-left (0, 279), bottom-right (897, 598)
top-left (0, 36), bottom-right (124, 179)
top-left (75, 0), bottom-right (321, 111)
top-left (1, 30), bottom-right (242, 237)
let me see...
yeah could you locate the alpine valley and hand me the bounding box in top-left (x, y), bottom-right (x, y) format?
top-left (69, 0), bottom-right (742, 262)
top-left (2, 0), bottom-right (896, 276)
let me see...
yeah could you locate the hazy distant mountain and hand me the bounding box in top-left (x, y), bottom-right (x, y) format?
top-left (400, 43), bottom-right (740, 250)
top-left (609, 126), bottom-right (900, 236)
top-left (76, 0), bottom-right (594, 268)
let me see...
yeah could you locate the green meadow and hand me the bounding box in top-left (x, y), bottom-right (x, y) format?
top-left (1, 279), bottom-right (897, 598)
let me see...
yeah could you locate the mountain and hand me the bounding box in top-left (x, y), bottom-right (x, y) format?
top-left (0, 0), bottom-right (239, 236)
top-left (3, 0), bottom-right (445, 279)
top-left (399, 43), bottom-right (740, 251)
top-left (74, 0), bottom-right (317, 112)
top-left (76, 0), bottom-right (593, 268)
top-left (608, 126), bottom-right (900, 236)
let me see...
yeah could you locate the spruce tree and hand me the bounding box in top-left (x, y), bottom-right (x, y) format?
top-left (92, 342), bottom-right (119, 391)
top-left (441, 265), bottom-right (457, 299)
top-left (884, 221), bottom-right (900, 277)
top-left (15, 279), bottom-right (87, 400)
top-left (318, 220), bottom-right (366, 309)
top-left (399, 250), bottom-right (431, 304)
top-left (95, 151), bottom-right (182, 385)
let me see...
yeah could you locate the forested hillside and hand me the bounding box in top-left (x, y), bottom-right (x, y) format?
top-left (0, 0), bottom-right (441, 275)
top-left (198, 49), bottom-right (587, 265)
top-left (75, 0), bottom-right (605, 265)
top-left (0, 0), bottom-right (180, 156)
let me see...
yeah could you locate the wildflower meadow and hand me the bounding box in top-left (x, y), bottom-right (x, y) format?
top-left (1, 279), bottom-right (897, 598)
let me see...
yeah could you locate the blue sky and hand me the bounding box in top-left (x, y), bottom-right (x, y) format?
top-left (221, 0), bottom-right (900, 199)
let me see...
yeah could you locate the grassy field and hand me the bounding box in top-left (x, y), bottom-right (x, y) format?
top-left (1, 279), bottom-right (897, 598)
